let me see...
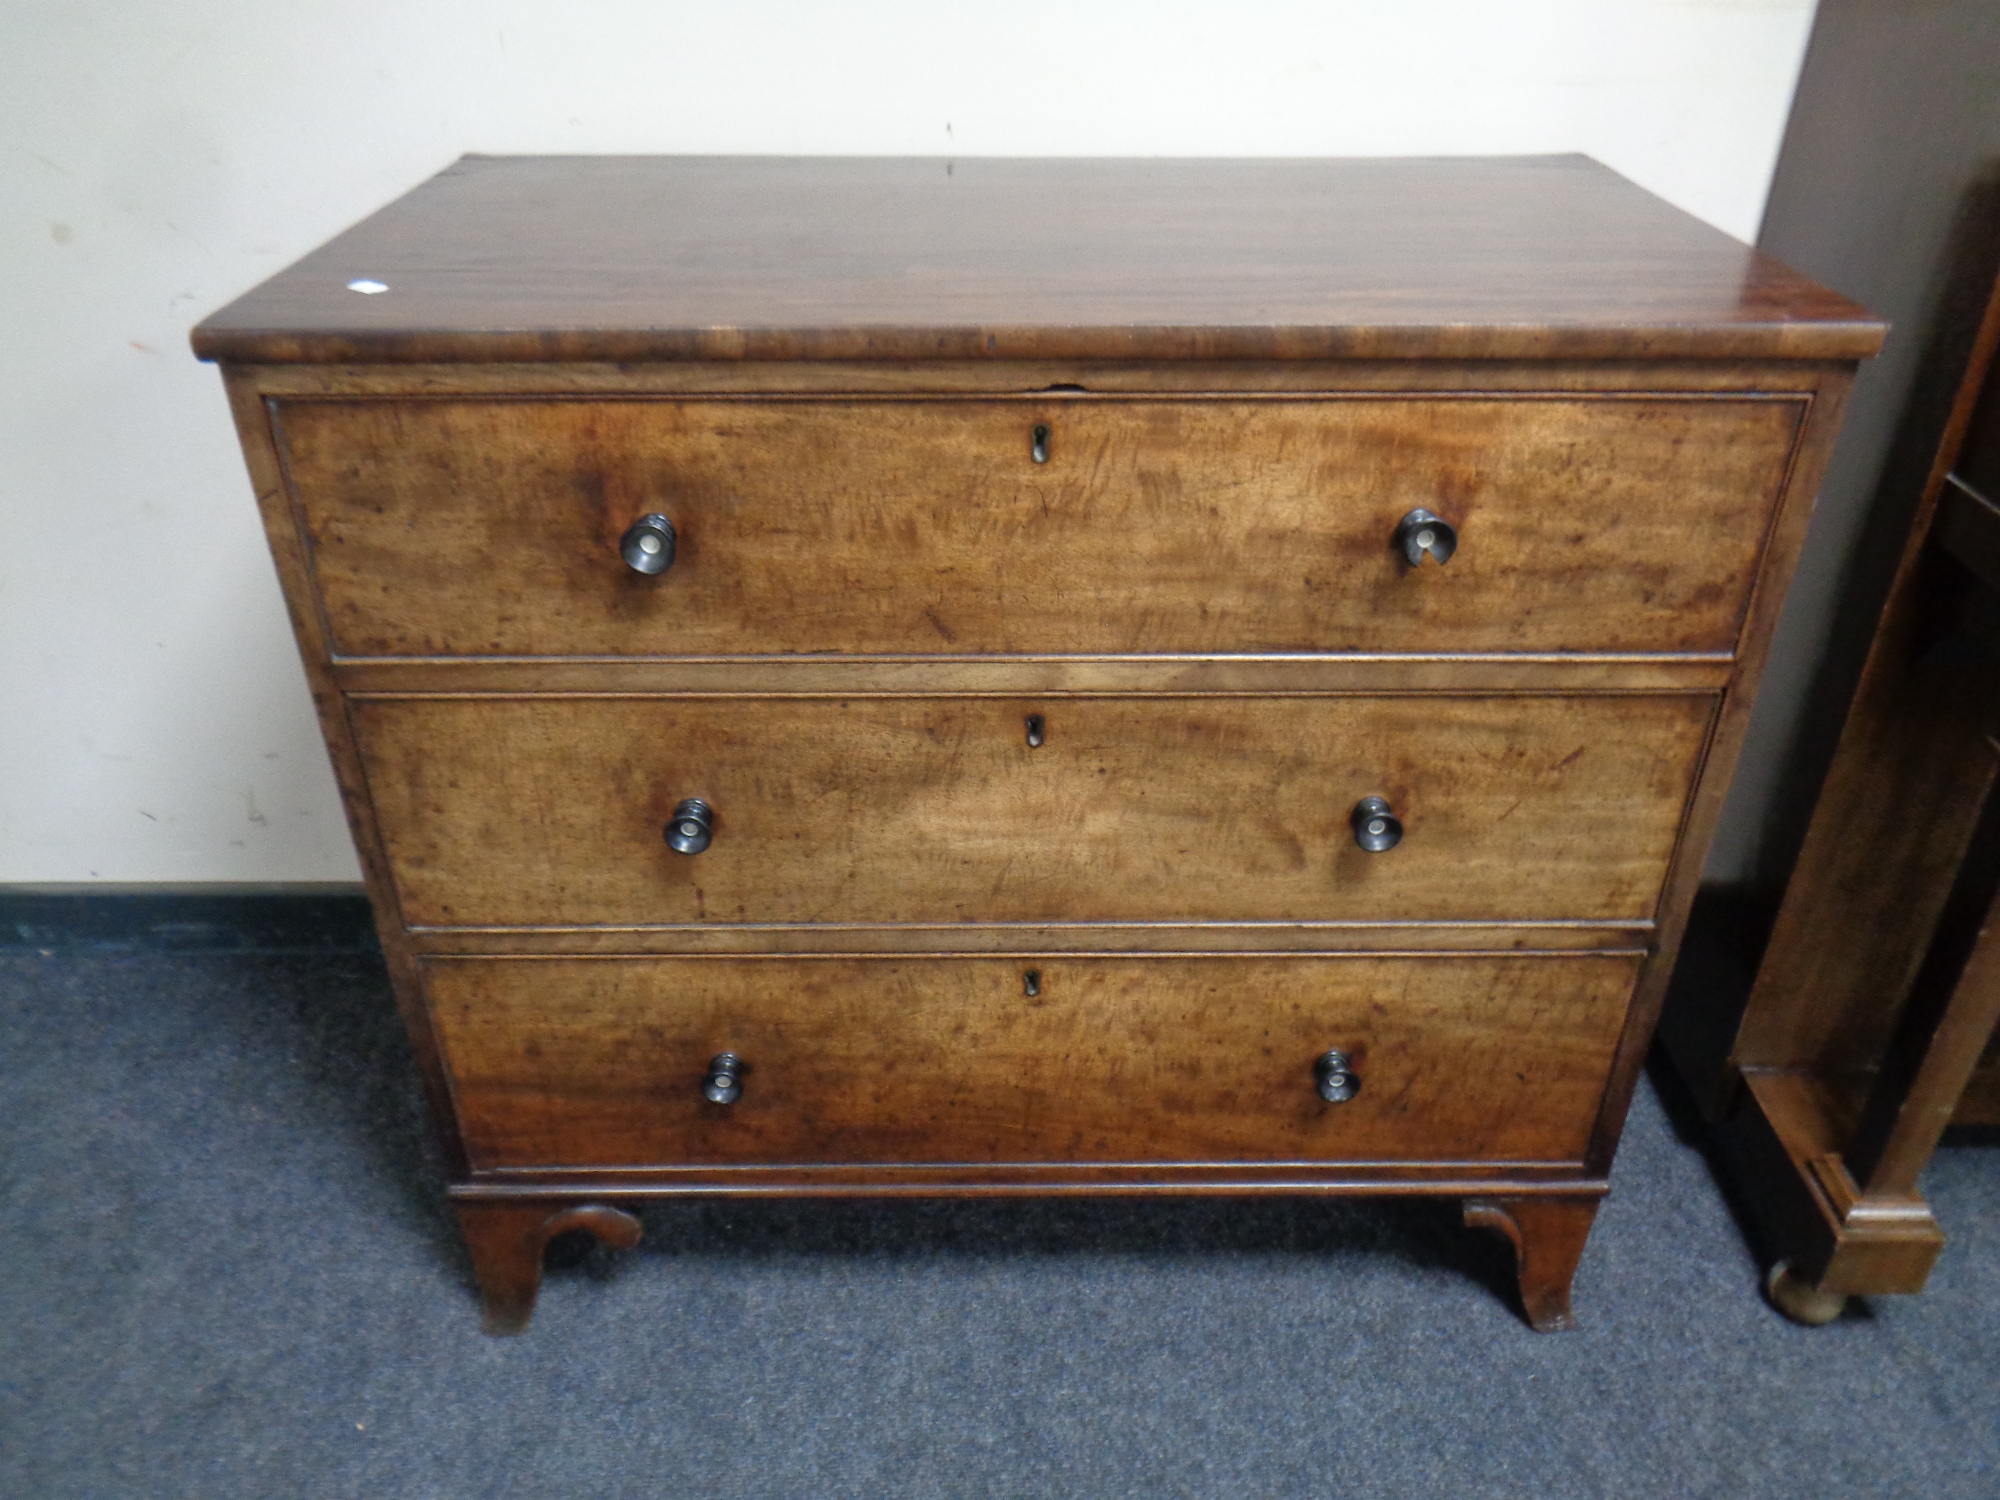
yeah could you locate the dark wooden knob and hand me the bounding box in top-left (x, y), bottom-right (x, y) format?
top-left (1315, 1050), bottom-right (1359, 1103)
top-left (1394, 507), bottom-right (1456, 566)
top-left (665, 798), bottom-right (712, 855)
top-left (1351, 795), bottom-right (1403, 853)
top-left (620, 513), bottom-right (677, 575)
top-left (703, 1052), bottom-right (743, 1104)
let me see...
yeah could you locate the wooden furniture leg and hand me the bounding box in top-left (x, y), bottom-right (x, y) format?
top-left (454, 1201), bottom-right (643, 1335)
top-left (1463, 1195), bottom-right (1601, 1332)
top-left (1754, 850), bottom-right (2000, 1323)
top-left (1661, 247), bottom-right (2000, 1319)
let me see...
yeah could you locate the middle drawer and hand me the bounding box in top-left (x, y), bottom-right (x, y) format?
top-left (354, 694), bottom-right (1713, 928)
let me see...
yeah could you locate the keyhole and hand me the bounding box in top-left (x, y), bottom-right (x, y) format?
top-left (1023, 970), bottom-right (1041, 997)
top-left (1031, 424), bottom-right (1050, 464)
top-left (1025, 714), bottom-right (1046, 748)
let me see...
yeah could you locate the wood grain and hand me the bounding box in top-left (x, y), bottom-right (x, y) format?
top-left (350, 694), bottom-right (1716, 929)
top-left (274, 393), bottom-right (1804, 658)
top-left (236, 356), bottom-right (1849, 400)
top-left (1842, 815), bottom-right (2000, 1195)
top-left (455, 1201), bottom-right (642, 1335)
top-left (194, 153), bottom-right (1882, 1332)
top-left (1716, 1071), bottom-right (1944, 1298)
top-left (1463, 1195), bottom-right (1601, 1331)
top-left (452, 1167), bottom-right (1596, 1195)
top-left (332, 655), bottom-right (1737, 699)
top-left (218, 370), bottom-right (471, 1180)
top-left (400, 923), bottom-right (1651, 959)
top-left (1657, 246), bottom-right (1997, 1307)
top-left (425, 954), bottom-right (1639, 1170)
top-left (1581, 367), bottom-right (1860, 1172)
top-left (190, 155), bottom-right (1883, 365)
top-left (1733, 271), bottom-right (2000, 1076)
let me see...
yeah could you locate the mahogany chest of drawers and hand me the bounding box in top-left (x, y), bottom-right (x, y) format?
top-left (193, 155), bottom-right (1881, 1332)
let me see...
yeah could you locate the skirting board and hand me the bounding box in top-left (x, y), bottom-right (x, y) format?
top-left (0, 884), bottom-right (377, 955)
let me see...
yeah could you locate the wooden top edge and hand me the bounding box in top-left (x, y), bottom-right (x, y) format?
top-left (191, 322), bottom-right (1887, 364)
top-left (191, 153), bottom-right (1885, 365)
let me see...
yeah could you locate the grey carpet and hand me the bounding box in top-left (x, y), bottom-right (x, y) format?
top-left (2, 951), bottom-right (1994, 1499)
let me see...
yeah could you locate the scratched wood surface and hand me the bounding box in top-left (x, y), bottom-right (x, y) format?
top-left (275, 393), bottom-right (1803, 658)
top-left (427, 953), bottom-right (1640, 1169)
top-left (352, 694), bottom-right (1716, 929)
top-left (190, 155), bottom-right (1883, 364)
top-left (194, 154), bottom-right (1883, 1331)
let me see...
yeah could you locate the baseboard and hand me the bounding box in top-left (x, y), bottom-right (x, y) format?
top-left (0, 883), bottom-right (378, 954)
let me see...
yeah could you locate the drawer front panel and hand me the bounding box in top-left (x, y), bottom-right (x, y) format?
top-left (428, 955), bottom-right (1639, 1169)
top-left (278, 395), bottom-right (1802, 658)
top-left (355, 694), bottom-right (1714, 927)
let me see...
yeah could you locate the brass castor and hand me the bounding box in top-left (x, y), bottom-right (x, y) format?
top-left (1765, 1261), bottom-right (1847, 1326)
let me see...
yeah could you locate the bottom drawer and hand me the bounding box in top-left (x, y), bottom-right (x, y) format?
top-left (427, 955), bottom-right (1639, 1171)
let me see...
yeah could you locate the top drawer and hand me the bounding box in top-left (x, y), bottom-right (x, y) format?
top-left (274, 394), bottom-right (1803, 659)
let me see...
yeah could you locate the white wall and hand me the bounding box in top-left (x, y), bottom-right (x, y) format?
top-left (1, 0), bottom-right (1817, 883)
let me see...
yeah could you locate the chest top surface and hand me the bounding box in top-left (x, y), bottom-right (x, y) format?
top-left (192, 154), bottom-right (1882, 367)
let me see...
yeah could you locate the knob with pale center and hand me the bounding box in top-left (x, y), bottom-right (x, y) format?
top-left (620, 513), bottom-right (678, 575)
top-left (1314, 1050), bottom-right (1360, 1103)
top-left (665, 798), bottom-right (713, 855)
top-left (1350, 796), bottom-right (1403, 853)
top-left (1393, 508), bottom-right (1457, 567)
top-left (703, 1052), bottom-right (743, 1104)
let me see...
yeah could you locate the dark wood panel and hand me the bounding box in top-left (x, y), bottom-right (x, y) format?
top-left (1660, 126), bottom-right (1999, 1304)
top-left (1956, 1057), bottom-right (2000, 1124)
top-left (1734, 266), bottom-right (2000, 1076)
top-left (1936, 476), bottom-right (2000, 590)
top-left (351, 694), bottom-right (1715, 929)
top-left (426, 954), bottom-right (1639, 1169)
top-left (277, 394), bottom-right (1804, 658)
top-left (192, 155), bottom-right (1883, 365)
